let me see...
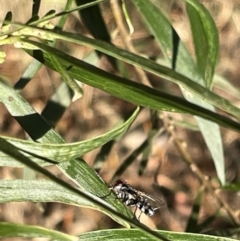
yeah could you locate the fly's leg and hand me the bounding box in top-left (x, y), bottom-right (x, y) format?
top-left (99, 188), bottom-right (113, 199)
top-left (132, 207), bottom-right (143, 221)
top-left (133, 205), bottom-right (138, 216)
top-left (138, 211), bottom-right (143, 221)
top-left (133, 206), bottom-right (142, 221)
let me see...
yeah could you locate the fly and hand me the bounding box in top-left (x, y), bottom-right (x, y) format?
top-left (108, 179), bottom-right (165, 220)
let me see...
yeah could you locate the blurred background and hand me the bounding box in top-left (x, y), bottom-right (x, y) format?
top-left (0, 0), bottom-right (240, 239)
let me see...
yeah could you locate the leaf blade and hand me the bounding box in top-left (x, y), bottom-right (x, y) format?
top-left (131, 0), bottom-right (225, 184)
top-left (185, 0), bottom-right (219, 88)
top-left (23, 41), bottom-right (240, 133)
top-left (0, 107), bottom-right (139, 166)
top-left (0, 222), bottom-right (75, 241)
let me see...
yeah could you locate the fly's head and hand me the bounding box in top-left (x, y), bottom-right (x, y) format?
top-left (111, 179), bottom-right (127, 195)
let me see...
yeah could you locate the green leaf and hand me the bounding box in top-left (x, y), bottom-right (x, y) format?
top-left (0, 223), bottom-right (237, 241)
top-left (214, 74), bottom-right (240, 98)
top-left (194, 116), bottom-right (224, 184)
top-left (130, 0), bottom-right (225, 184)
top-left (181, 1), bottom-right (222, 184)
top-left (78, 228), bottom-right (238, 241)
top-left (186, 0), bottom-right (219, 88)
top-left (23, 40), bottom-right (240, 133)
top-left (181, 2), bottom-right (223, 183)
top-left (0, 179), bottom-right (101, 210)
top-left (0, 222), bottom-right (75, 240)
top-left (0, 138), bottom-right (133, 228)
top-left (0, 136), bottom-right (170, 241)
top-left (0, 141), bottom-right (170, 241)
top-left (222, 183), bottom-right (240, 192)
top-left (205, 227), bottom-right (240, 237)
top-left (0, 107), bottom-right (139, 166)
top-left (49, 53), bottom-right (83, 97)
top-left (0, 79), bottom-right (131, 227)
top-left (1, 74), bottom-right (153, 229)
top-left (8, 23), bottom-right (240, 120)
top-left (0, 179), bottom-right (132, 224)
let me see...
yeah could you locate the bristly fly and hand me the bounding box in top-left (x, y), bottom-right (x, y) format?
top-left (106, 179), bottom-right (165, 220)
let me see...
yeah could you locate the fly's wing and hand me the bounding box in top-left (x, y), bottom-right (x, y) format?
top-left (124, 184), bottom-right (139, 196)
top-left (138, 191), bottom-right (166, 210)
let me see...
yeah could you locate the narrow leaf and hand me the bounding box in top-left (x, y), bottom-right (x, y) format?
top-left (131, 0), bottom-right (225, 184)
top-left (8, 23), bottom-right (240, 120)
top-left (185, 0), bottom-right (219, 88)
top-left (0, 79), bottom-right (131, 227)
top-left (0, 138), bottom-right (132, 227)
top-left (78, 228), bottom-right (238, 241)
top-left (0, 107), bottom-right (139, 166)
top-left (0, 222), bottom-right (75, 241)
top-left (23, 41), bottom-right (240, 133)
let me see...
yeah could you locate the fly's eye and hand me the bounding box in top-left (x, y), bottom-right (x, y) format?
top-left (113, 180), bottom-right (125, 187)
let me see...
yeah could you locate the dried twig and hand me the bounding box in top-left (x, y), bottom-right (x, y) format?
top-left (161, 113), bottom-right (239, 226)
